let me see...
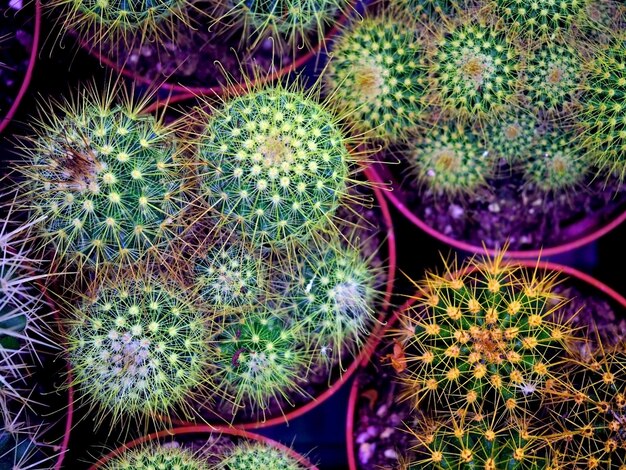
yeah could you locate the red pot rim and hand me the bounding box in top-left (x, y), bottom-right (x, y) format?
top-left (0, 0), bottom-right (41, 134)
top-left (81, 2), bottom-right (354, 97)
top-left (88, 425), bottom-right (319, 470)
top-left (345, 259), bottom-right (626, 470)
top-left (367, 161), bottom-right (626, 259)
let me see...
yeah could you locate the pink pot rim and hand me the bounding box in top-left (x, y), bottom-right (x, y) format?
top-left (0, 0), bottom-right (41, 134)
top-left (82, 1), bottom-right (354, 98)
top-left (346, 259), bottom-right (626, 470)
top-left (88, 425), bottom-right (319, 470)
top-left (367, 161), bottom-right (626, 259)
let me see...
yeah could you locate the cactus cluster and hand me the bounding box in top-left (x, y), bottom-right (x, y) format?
top-left (218, 441), bottom-right (304, 469)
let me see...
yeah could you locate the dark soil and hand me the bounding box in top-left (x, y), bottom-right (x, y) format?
top-left (0, 0), bottom-right (35, 122)
top-left (350, 277), bottom-right (626, 470)
top-left (387, 155), bottom-right (626, 252)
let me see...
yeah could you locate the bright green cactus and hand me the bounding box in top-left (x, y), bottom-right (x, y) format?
top-left (409, 122), bottom-right (494, 196)
top-left (0, 414), bottom-right (52, 470)
top-left (395, 253), bottom-right (576, 416)
top-left (490, 0), bottom-right (590, 38)
top-left (209, 313), bottom-right (309, 419)
top-left (218, 441), bottom-right (305, 470)
top-left (394, 0), bottom-right (460, 21)
top-left (324, 12), bottom-right (427, 141)
top-left (523, 130), bottom-right (590, 193)
top-left (17, 85), bottom-right (186, 277)
top-left (195, 83), bottom-right (359, 250)
top-left (101, 444), bottom-right (209, 469)
top-left (63, 270), bottom-right (213, 427)
top-left (484, 111), bottom-right (537, 163)
top-left (428, 20), bottom-right (520, 120)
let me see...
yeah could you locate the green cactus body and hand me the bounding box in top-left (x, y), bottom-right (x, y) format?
top-left (429, 21), bottom-right (520, 120)
top-left (102, 444), bottom-right (209, 469)
top-left (65, 274), bottom-right (211, 425)
top-left (218, 442), bottom-right (304, 470)
top-left (524, 43), bottom-right (582, 113)
top-left (410, 123), bottom-right (493, 196)
top-left (197, 87), bottom-right (352, 249)
top-left (577, 42), bottom-right (626, 180)
top-left (397, 256), bottom-right (574, 415)
top-left (194, 242), bottom-right (265, 310)
top-left (324, 14), bottom-right (427, 141)
top-left (211, 314), bottom-right (308, 417)
top-left (484, 112), bottom-right (537, 164)
top-left (20, 90), bottom-right (184, 273)
top-left (524, 130), bottom-right (590, 193)
top-left (491, 0), bottom-right (589, 38)
top-left (395, 0), bottom-right (459, 21)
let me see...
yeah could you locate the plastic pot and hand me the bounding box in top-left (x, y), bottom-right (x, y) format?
top-left (0, 0), bottom-right (41, 134)
top-left (345, 259), bottom-right (626, 470)
top-left (88, 425), bottom-right (319, 469)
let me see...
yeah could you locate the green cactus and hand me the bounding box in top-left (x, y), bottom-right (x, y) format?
top-left (428, 19), bottom-right (520, 120)
top-left (195, 83), bottom-right (358, 250)
top-left (395, 253), bottom-right (576, 416)
top-left (209, 313), bottom-right (310, 418)
top-left (101, 444), bottom-right (209, 469)
top-left (63, 270), bottom-right (212, 427)
top-left (394, 0), bottom-right (460, 21)
top-left (17, 85), bottom-right (186, 276)
top-left (324, 12), bottom-right (428, 141)
top-left (484, 111), bottom-right (537, 164)
top-left (218, 441), bottom-right (305, 470)
top-left (409, 122), bottom-right (494, 196)
top-left (523, 130), bottom-right (590, 193)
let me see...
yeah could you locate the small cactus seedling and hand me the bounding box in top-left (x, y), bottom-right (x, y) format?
top-left (195, 82), bottom-right (361, 250)
top-left (523, 130), bottom-right (590, 193)
top-left (17, 84), bottom-right (186, 278)
top-left (218, 441), bottom-right (305, 469)
top-left (101, 444), bottom-right (209, 469)
top-left (427, 19), bottom-right (520, 120)
top-left (395, 252), bottom-right (576, 416)
top-left (409, 122), bottom-right (494, 196)
top-left (484, 111), bottom-right (537, 164)
top-left (63, 271), bottom-right (213, 428)
top-left (209, 313), bottom-right (309, 419)
top-left (324, 11), bottom-right (427, 141)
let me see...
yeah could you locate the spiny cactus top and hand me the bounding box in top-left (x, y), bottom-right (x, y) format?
top-left (429, 20), bottom-right (520, 119)
top-left (218, 441), bottom-right (305, 470)
top-left (196, 85), bottom-right (355, 249)
top-left (101, 444), bottom-right (209, 469)
top-left (410, 123), bottom-right (493, 196)
top-left (324, 13), bottom-right (427, 141)
top-left (64, 273), bottom-right (212, 426)
top-left (396, 253), bottom-right (576, 416)
top-left (395, 0), bottom-right (459, 21)
top-left (484, 112), bottom-right (537, 164)
top-left (18, 87), bottom-right (185, 274)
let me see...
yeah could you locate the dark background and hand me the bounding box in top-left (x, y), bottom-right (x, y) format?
top-left (1, 7), bottom-right (626, 469)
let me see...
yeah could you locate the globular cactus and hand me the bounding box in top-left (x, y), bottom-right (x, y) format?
top-left (523, 130), bottom-right (590, 193)
top-left (395, 252), bottom-right (576, 416)
top-left (16, 84), bottom-right (186, 278)
top-left (218, 441), bottom-right (305, 469)
top-left (195, 82), bottom-right (360, 250)
top-left (101, 444), bottom-right (209, 469)
top-left (63, 270), bottom-right (213, 427)
top-left (324, 11), bottom-right (427, 141)
top-left (427, 19), bottom-right (520, 120)
top-left (209, 313), bottom-right (309, 419)
top-left (409, 122), bottom-right (494, 196)
top-left (484, 111), bottom-right (537, 164)
top-left (394, 0), bottom-right (460, 22)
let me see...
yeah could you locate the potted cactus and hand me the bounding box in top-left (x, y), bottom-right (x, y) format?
top-left (346, 252), bottom-right (626, 469)
top-left (0, 0), bottom-right (41, 134)
top-left (325, 1), bottom-right (626, 258)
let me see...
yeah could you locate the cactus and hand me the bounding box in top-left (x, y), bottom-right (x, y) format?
top-left (16, 84), bottom-right (186, 277)
top-left (218, 441), bottom-right (305, 469)
top-left (395, 252), bottom-right (576, 416)
top-left (324, 11), bottom-right (427, 141)
top-left (484, 111), bottom-right (537, 164)
top-left (0, 415), bottom-right (51, 470)
top-left (195, 83), bottom-right (359, 250)
top-left (209, 313), bottom-right (310, 418)
top-left (428, 19), bottom-right (520, 120)
top-left (101, 444), bottom-right (209, 469)
top-left (409, 122), bottom-right (494, 196)
top-left (63, 270), bottom-right (212, 427)
top-left (394, 0), bottom-right (460, 22)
